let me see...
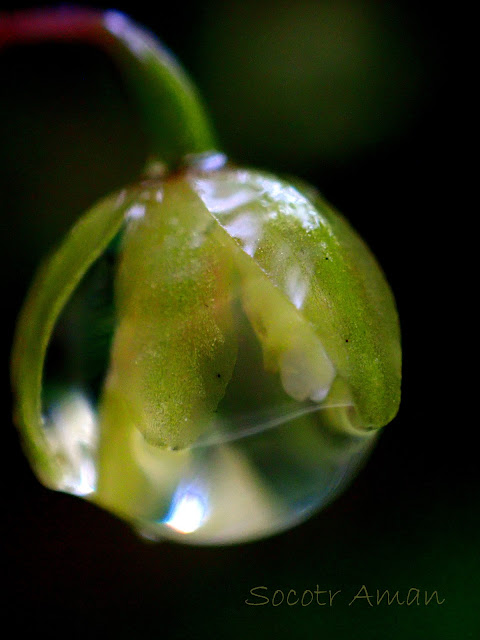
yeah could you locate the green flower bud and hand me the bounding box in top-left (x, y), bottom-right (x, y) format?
top-left (12, 157), bottom-right (400, 544)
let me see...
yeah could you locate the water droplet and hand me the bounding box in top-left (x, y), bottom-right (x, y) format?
top-left (25, 172), bottom-right (379, 545)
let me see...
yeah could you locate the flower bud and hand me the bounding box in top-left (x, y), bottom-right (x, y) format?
top-left (12, 157), bottom-right (401, 544)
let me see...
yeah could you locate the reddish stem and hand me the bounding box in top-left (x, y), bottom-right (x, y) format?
top-left (0, 7), bottom-right (113, 47)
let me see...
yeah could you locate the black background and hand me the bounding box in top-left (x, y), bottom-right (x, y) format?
top-left (1, 2), bottom-right (474, 638)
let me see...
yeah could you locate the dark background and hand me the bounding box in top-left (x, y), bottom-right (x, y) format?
top-left (1, 1), bottom-right (474, 638)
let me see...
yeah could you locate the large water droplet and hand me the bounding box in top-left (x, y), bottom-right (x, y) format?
top-left (28, 166), bottom-right (379, 545)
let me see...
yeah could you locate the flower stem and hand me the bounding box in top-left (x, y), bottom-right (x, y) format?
top-left (0, 7), bottom-right (218, 166)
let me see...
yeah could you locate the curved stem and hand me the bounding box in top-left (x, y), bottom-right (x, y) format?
top-left (0, 7), bottom-right (217, 166)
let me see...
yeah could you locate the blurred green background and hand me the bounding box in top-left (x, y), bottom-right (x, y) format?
top-left (1, 1), bottom-right (475, 638)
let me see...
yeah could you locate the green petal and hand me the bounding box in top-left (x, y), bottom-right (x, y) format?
top-left (189, 168), bottom-right (401, 431)
top-left (103, 177), bottom-right (238, 450)
top-left (11, 189), bottom-right (133, 485)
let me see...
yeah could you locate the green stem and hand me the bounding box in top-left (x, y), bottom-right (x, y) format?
top-left (0, 7), bottom-right (217, 165)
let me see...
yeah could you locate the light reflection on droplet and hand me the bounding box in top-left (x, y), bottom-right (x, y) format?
top-left (223, 212), bottom-right (262, 257)
top-left (44, 391), bottom-right (97, 496)
top-left (192, 178), bottom-right (258, 213)
top-left (285, 264), bottom-right (309, 310)
top-left (125, 203), bottom-right (145, 220)
top-left (104, 10), bottom-right (151, 59)
top-left (163, 480), bottom-right (209, 534)
top-left (185, 151), bottom-right (227, 172)
top-left (115, 189), bottom-right (127, 207)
